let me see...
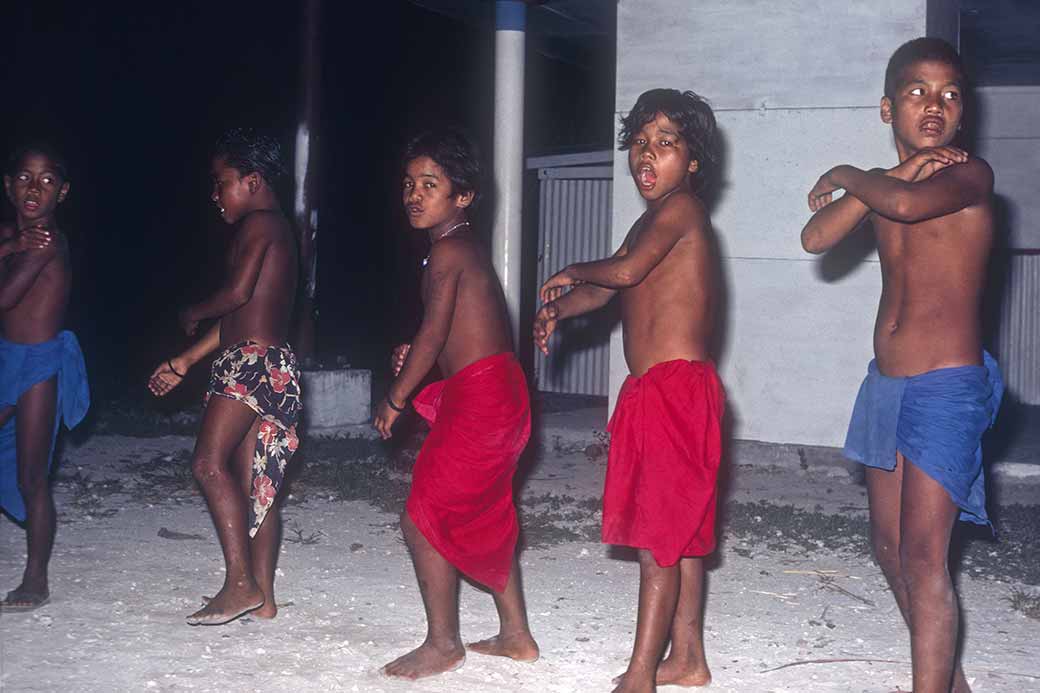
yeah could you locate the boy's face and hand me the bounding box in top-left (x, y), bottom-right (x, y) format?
top-left (881, 59), bottom-right (964, 154)
top-left (402, 155), bottom-right (472, 230)
top-left (627, 112), bottom-right (698, 202)
top-left (210, 156), bottom-right (258, 224)
top-left (4, 152), bottom-right (69, 225)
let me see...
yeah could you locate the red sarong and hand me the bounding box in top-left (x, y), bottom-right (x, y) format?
top-left (603, 359), bottom-right (724, 566)
top-left (406, 352), bottom-right (530, 592)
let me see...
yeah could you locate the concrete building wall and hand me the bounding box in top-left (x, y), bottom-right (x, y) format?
top-left (610, 0), bottom-right (954, 446)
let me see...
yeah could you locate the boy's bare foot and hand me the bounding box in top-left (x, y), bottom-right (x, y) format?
top-left (610, 670), bottom-right (656, 693)
top-left (202, 594), bottom-right (278, 620)
top-left (382, 641), bottom-right (466, 680)
top-left (466, 632), bottom-right (540, 662)
top-left (1, 583), bottom-right (51, 612)
top-left (952, 668), bottom-right (974, 693)
top-left (186, 584), bottom-right (264, 626)
top-left (655, 655), bottom-right (712, 686)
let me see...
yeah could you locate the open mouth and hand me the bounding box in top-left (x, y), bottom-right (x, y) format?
top-left (23, 199), bottom-right (40, 211)
top-left (407, 205), bottom-right (423, 216)
top-left (636, 164), bottom-right (657, 189)
top-left (920, 117), bottom-right (945, 135)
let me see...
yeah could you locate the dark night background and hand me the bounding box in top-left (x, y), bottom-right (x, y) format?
top-left (1, 2), bottom-right (617, 412)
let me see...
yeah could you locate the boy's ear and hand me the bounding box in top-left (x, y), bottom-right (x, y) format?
top-left (58, 181), bottom-right (70, 204)
top-left (246, 172), bottom-right (261, 194)
top-left (687, 159), bottom-right (700, 175)
top-left (455, 190), bottom-right (474, 209)
top-left (880, 96), bottom-right (894, 124)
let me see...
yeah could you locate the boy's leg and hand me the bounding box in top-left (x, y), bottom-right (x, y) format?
top-left (466, 556), bottom-right (540, 661)
top-left (613, 550), bottom-right (680, 693)
top-left (230, 418), bottom-right (282, 620)
top-left (867, 455), bottom-right (971, 693)
top-left (4, 379), bottom-right (58, 607)
top-left (656, 557), bottom-right (712, 686)
top-left (383, 512), bottom-right (466, 679)
top-left (899, 457), bottom-right (963, 693)
top-left (187, 396), bottom-right (264, 625)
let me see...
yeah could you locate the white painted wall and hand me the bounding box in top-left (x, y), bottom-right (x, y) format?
top-left (975, 86), bottom-right (1040, 249)
top-left (611, 0), bottom-right (954, 446)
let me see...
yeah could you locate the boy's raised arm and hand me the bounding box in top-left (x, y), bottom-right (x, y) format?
top-left (816, 153), bottom-right (991, 225)
top-left (542, 196), bottom-right (700, 294)
top-left (179, 215), bottom-right (273, 333)
top-left (801, 193), bottom-right (872, 254)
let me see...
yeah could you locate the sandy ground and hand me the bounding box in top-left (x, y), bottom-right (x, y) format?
top-left (2, 432), bottom-right (1039, 693)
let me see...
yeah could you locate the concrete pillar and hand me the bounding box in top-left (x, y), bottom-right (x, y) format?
top-left (493, 0), bottom-right (526, 345)
top-left (611, 0), bottom-right (958, 444)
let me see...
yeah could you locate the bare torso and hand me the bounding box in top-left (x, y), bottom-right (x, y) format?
top-left (422, 234), bottom-right (513, 378)
top-left (0, 223), bottom-right (70, 344)
top-left (620, 195), bottom-right (715, 377)
top-left (220, 211), bottom-right (298, 349)
top-left (872, 198), bottom-right (992, 377)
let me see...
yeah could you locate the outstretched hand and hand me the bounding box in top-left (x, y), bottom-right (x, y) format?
top-left (539, 267), bottom-right (580, 303)
top-left (808, 170), bottom-right (842, 213)
top-left (533, 301), bottom-right (560, 355)
top-left (148, 358), bottom-right (187, 397)
top-left (391, 343), bottom-right (411, 376)
top-left (373, 398), bottom-right (402, 440)
top-left (889, 145), bottom-right (968, 183)
top-left (14, 224), bottom-right (54, 252)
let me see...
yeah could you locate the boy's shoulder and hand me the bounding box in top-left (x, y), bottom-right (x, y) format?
top-left (426, 234), bottom-right (483, 271)
top-left (653, 189), bottom-right (709, 233)
top-left (238, 209), bottom-right (291, 240)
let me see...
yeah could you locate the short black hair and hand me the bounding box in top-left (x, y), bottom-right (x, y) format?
top-left (6, 142), bottom-right (69, 181)
top-left (884, 37), bottom-right (965, 100)
top-left (618, 88), bottom-right (719, 189)
top-left (213, 128), bottom-right (287, 186)
top-left (403, 129), bottom-right (482, 206)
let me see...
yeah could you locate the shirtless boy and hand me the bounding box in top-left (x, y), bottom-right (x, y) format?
top-left (0, 144), bottom-right (89, 612)
top-left (148, 128), bottom-right (301, 626)
top-left (373, 130), bottom-right (538, 679)
top-left (801, 38), bottom-right (1000, 693)
top-left (536, 88), bottom-right (722, 693)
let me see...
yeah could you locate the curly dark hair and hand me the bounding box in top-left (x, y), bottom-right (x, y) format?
top-left (618, 88), bottom-right (719, 189)
top-left (6, 141), bottom-right (70, 181)
top-left (403, 129), bottom-right (482, 206)
top-left (884, 37), bottom-right (965, 100)
top-left (213, 127), bottom-right (287, 186)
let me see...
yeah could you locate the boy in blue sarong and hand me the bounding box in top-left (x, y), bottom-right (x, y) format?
top-left (801, 39), bottom-right (1000, 693)
top-left (0, 144), bottom-right (90, 612)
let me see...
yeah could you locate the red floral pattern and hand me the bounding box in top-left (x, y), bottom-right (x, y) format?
top-left (207, 341), bottom-right (302, 537)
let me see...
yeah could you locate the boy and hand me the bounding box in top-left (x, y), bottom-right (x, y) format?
top-left (148, 128), bottom-right (301, 626)
top-left (0, 144), bottom-right (90, 612)
top-left (801, 38), bottom-right (1000, 693)
top-left (535, 88), bottom-right (722, 693)
top-left (373, 130), bottom-right (538, 679)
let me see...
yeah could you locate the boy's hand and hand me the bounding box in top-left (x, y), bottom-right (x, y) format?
top-left (391, 343), bottom-right (411, 376)
top-left (808, 170), bottom-right (842, 212)
top-left (888, 146), bottom-right (968, 183)
top-left (178, 308), bottom-right (199, 336)
top-left (539, 267), bottom-right (582, 303)
top-left (148, 357), bottom-right (188, 397)
top-left (373, 398), bottom-right (402, 439)
top-left (14, 225), bottom-right (53, 252)
top-left (533, 302), bottom-right (560, 355)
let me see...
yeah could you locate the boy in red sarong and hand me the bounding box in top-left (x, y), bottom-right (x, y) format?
top-left (536, 88), bottom-right (723, 693)
top-left (373, 130), bottom-right (538, 679)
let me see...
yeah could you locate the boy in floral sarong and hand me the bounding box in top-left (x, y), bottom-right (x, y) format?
top-left (148, 128), bottom-right (300, 626)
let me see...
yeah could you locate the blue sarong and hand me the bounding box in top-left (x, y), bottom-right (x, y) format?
top-left (843, 351), bottom-right (1003, 525)
top-left (0, 331), bottom-right (90, 522)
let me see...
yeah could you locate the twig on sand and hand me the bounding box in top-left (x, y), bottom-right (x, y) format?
top-left (285, 523), bottom-right (325, 545)
top-left (748, 589), bottom-right (798, 602)
top-left (761, 657), bottom-right (907, 673)
top-left (817, 575), bottom-right (876, 607)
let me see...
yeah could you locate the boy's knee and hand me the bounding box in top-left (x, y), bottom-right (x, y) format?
top-left (871, 534), bottom-right (901, 577)
top-left (899, 542), bottom-right (947, 586)
top-left (191, 454), bottom-right (222, 483)
top-left (16, 468), bottom-right (49, 498)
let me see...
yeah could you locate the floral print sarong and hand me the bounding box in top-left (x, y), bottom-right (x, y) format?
top-left (206, 341), bottom-right (302, 537)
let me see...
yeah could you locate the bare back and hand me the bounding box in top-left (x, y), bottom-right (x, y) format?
top-left (422, 235), bottom-right (512, 378)
top-left (620, 192), bottom-right (715, 376)
top-left (872, 185), bottom-right (993, 377)
top-left (220, 210), bottom-right (298, 348)
top-left (0, 223), bottom-right (70, 344)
